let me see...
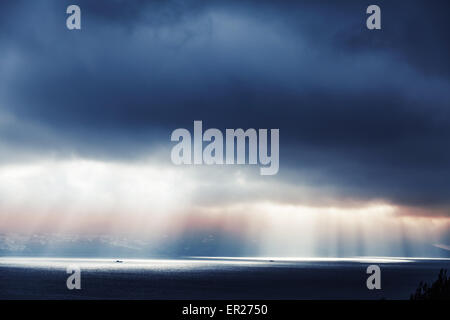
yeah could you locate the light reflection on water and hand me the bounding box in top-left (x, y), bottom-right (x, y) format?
top-left (0, 257), bottom-right (267, 272)
top-left (1, 256), bottom-right (446, 271)
top-left (191, 256), bottom-right (418, 263)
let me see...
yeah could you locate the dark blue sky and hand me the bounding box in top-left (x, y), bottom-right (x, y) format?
top-left (0, 0), bottom-right (449, 214)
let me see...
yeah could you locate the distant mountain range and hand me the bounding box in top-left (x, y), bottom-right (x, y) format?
top-left (1, 233), bottom-right (449, 258)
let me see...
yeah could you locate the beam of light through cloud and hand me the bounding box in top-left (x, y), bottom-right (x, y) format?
top-left (0, 157), bottom-right (448, 257)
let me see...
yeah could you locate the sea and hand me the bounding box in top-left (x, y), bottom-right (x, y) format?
top-left (1, 257), bottom-right (449, 299)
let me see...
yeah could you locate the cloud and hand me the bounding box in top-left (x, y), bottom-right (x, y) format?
top-left (0, 0), bottom-right (449, 212)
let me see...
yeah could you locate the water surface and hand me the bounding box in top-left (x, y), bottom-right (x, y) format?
top-left (1, 257), bottom-right (448, 299)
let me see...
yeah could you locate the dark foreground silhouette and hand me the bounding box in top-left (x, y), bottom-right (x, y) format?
top-left (410, 269), bottom-right (450, 300)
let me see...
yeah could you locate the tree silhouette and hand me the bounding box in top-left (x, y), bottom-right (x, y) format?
top-left (410, 269), bottom-right (450, 300)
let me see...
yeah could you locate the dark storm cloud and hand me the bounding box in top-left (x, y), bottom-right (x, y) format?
top-left (0, 0), bottom-right (449, 209)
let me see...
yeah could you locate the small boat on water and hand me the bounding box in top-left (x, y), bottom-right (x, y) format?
top-left (115, 260), bottom-right (123, 263)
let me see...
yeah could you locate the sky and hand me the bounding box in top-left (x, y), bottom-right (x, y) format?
top-left (0, 0), bottom-right (449, 257)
